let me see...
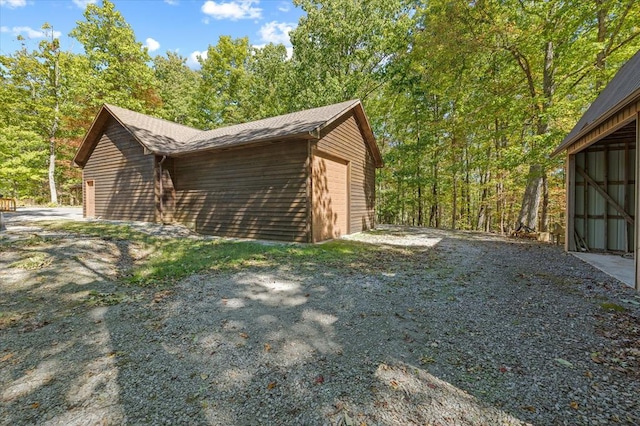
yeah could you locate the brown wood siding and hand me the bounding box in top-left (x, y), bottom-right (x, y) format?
top-left (83, 118), bottom-right (156, 222)
top-left (315, 112), bottom-right (376, 233)
top-left (173, 140), bottom-right (308, 242)
top-left (568, 98), bottom-right (640, 155)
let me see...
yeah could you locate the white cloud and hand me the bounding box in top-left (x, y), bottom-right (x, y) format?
top-left (201, 0), bottom-right (261, 21)
top-left (164, 0), bottom-right (179, 4)
top-left (0, 0), bottom-right (26, 8)
top-left (258, 21), bottom-right (295, 46)
top-left (145, 37), bottom-right (160, 52)
top-left (72, 0), bottom-right (97, 8)
top-left (187, 50), bottom-right (208, 68)
top-left (277, 2), bottom-right (290, 12)
top-left (2, 26), bottom-right (61, 39)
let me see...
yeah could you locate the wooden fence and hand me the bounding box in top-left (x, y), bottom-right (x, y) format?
top-left (0, 198), bottom-right (17, 212)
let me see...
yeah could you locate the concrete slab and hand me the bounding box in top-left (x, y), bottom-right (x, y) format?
top-left (572, 252), bottom-right (634, 288)
top-left (3, 207), bottom-right (83, 223)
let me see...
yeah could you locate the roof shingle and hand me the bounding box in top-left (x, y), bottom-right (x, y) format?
top-left (74, 99), bottom-right (382, 167)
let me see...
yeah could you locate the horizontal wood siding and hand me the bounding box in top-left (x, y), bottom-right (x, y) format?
top-left (316, 112), bottom-right (376, 233)
top-left (173, 140), bottom-right (308, 242)
top-left (83, 118), bottom-right (155, 221)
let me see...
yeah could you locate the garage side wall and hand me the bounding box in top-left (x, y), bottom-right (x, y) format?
top-left (83, 118), bottom-right (156, 221)
top-left (173, 140), bottom-right (308, 242)
top-left (316, 112), bottom-right (376, 233)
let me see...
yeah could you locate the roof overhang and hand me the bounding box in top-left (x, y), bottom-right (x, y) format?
top-left (552, 88), bottom-right (640, 157)
top-left (72, 104), bottom-right (154, 168)
top-left (317, 101), bottom-right (384, 168)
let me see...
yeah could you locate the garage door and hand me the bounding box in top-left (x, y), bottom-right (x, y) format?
top-left (313, 153), bottom-right (348, 242)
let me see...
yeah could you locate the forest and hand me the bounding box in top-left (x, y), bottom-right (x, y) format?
top-left (1, 0), bottom-right (638, 234)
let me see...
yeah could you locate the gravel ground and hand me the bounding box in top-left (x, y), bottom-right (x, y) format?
top-left (1, 224), bottom-right (639, 425)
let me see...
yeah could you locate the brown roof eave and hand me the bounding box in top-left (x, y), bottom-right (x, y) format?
top-left (72, 104), bottom-right (158, 168)
top-left (162, 132), bottom-right (318, 157)
top-left (552, 88), bottom-right (640, 157)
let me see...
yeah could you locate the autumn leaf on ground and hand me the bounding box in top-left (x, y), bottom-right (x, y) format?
top-left (315, 374), bottom-right (324, 384)
top-left (390, 380), bottom-right (398, 389)
top-left (264, 343), bottom-right (271, 352)
top-left (522, 405), bottom-right (536, 412)
top-left (31, 402), bottom-right (39, 409)
top-left (239, 332), bottom-right (248, 339)
top-left (555, 358), bottom-right (574, 368)
top-left (267, 381), bottom-right (276, 389)
top-left (570, 401), bottom-right (579, 410)
top-left (1, 353), bottom-right (14, 362)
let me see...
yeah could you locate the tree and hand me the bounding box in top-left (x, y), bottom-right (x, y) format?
top-left (69, 0), bottom-right (159, 113)
top-left (289, 0), bottom-right (412, 107)
top-left (194, 36), bottom-right (254, 128)
top-left (153, 52), bottom-right (200, 126)
top-left (0, 126), bottom-right (47, 199)
top-left (0, 25), bottom-right (88, 204)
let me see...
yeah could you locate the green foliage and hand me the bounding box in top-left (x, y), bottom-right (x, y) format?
top-left (0, 126), bottom-right (47, 198)
top-left (69, 0), bottom-right (159, 112)
top-left (153, 52), bottom-right (200, 126)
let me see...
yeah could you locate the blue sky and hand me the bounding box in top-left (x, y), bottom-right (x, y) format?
top-left (0, 0), bottom-right (305, 67)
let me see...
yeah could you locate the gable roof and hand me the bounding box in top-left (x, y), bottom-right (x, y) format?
top-left (552, 49), bottom-right (640, 156)
top-left (73, 100), bottom-right (383, 168)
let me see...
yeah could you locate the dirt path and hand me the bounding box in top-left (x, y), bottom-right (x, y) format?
top-left (1, 224), bottom-right (638, 425)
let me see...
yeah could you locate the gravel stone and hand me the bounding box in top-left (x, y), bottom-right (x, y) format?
top-left (1, 223), bottom-right (639, 425)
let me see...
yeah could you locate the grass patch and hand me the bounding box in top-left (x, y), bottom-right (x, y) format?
top-left (9, 252), bottom-right (53, 270)
top-left (600, 302), bottom-right (626, 312)
top-left (40, 221), bottom-right (405, 287)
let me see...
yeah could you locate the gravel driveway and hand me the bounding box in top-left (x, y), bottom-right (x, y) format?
top-left (1, 224), bottom-right (638, 425)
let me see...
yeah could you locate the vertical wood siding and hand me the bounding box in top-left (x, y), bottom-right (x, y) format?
top-left (173, 141), bottom-right (308, 242)
top-left (312, 154), bottom-right (349, 242)
top-left (315, 112), bottom-right (376, 233)
top-left (83, 118), bottom-right (156, 221)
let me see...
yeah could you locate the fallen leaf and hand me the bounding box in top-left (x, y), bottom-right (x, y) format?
top-left (267, 381), bottom-right (276, 389)
top-left (499, 366), bottom-right (508, 373)
top-left (264, 343), bottom-right (271, 352)
top-left (315, 375), bottom-right (324, 384)
top-left (200, 373), bottom-right (208, 380)
top-left (390, 380), bottom-right (398, 389)
top-left (555, 358), bottom-right (574, 368)
top-left (427, 383), bottom-right (437, 389)
top-left (344, 413), bottom-right (354, 426)
top-left (584, 370), bottom-right (593, 378)
top-left (521, 405), bottom-right (536, 412)
top-left (590, 353), bottom-right (603, 363)
top-left (31, 402), bottom-right (39, 409)
top-left (570, 401), bottom-right (579, 410)
top-left (239, 333), bottom-right (248, 339)
top-left (1, 353), bottom-right (14, 362)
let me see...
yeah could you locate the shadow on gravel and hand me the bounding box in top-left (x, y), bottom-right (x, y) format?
top-left (2, 226), bottom-right (639, 425)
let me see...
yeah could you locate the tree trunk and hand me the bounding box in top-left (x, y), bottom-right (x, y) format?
top-left (517, 163), bottom-right (544, 230)
top-left (49, 138), bottom-right (58, 204)
top-left (541, 172), bottom-right (549, 232)
top-left (595, 0), bottom-right (607, 91)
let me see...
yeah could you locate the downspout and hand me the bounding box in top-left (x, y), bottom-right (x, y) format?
top-left (159, 155), bottom-right (167, 223)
